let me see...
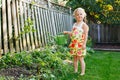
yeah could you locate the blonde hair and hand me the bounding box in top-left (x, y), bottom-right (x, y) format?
top-left (73, 8), bottom-right (87, 23)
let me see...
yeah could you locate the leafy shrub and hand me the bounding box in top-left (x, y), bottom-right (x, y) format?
top-left (0, 45), bottom-right (72, 79)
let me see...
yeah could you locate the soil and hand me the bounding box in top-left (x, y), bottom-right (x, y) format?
top-left (0, 67), bottom-right (32, 79)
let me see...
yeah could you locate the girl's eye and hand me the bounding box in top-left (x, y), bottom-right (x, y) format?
top-left (76, 14), bottom-right (82, 16)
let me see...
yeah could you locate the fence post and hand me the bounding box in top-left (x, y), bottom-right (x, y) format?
top-left (7, 0), bottom-right (14, 52)
top-left (0, 1), bottom-right (3, 56)
top-left (47, 0), bottom-right (51, 8)
top-left (2, 0), bottom-right (8, 53)
top-left (48, 1), bottom-right (57, 36)
top-left (0, 1), bottom-right (1, 50)
top-left (12, 0), bottom-right (20, 51)
top-left (97, 24), bottom-right (101, 43)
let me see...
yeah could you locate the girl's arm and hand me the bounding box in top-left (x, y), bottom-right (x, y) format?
top-left (82, 23), bottom-right (89, 49)
top-left (63, 31), bottom-right (72, 35)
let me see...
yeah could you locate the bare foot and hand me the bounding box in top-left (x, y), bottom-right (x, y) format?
top-left (80, 73), bottom-right (85, 76)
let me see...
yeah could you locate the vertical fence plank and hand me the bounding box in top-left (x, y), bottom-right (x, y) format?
top-left (34, 6), bottom-right (41, 47)
top-left (39, 8), bottom-right (46, 46)
top-left (19, 0), bottom-right (27, 50)
top-left (7, 0), bottom-right (14, 52)
top-left (16, 0), bottom-right (23, 51)
top-left (31, 5), bottom-right (38, 47)
top-left (2, 0), bottom-right (8, 53)
top-left (23, 2), bottom-right (31, 50)
top-left (59, 12), bottom-right (62, 32)
top-left (45, 9), bottom-right (51, 42)
top-left (27, 3), bottom-right (35, 49)
top-left (51, 11), bottom-right (56, 36)
top-left (62, 14), bottom-right (66, 30)
top-left (41, 9), bottom-right (47, 45)
top-left (57, 12), bottom-right (61, 33)
top-left (61, 13), bottom-right (64, 32)
top-left (37, 8), bottom-right (44, 46)
top-left (93, 24), bottom-right (97, 42)
top-left (118, 26), bottom-right (120, 42)
top-left (0, 2), bottom-right (2, 55)
top-left (43, 9), bottom-right (49, 44)
top-left (66, 15), bottom-right (70, 31)
top-left (54, 12), bottom-right (58, 34)
top-left (46, 10), bottom-right (53, 41)
top-left (12, 0), bottom-right (20, 51)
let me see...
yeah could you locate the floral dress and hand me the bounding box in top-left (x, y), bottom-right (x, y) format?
top-left (69, 22), bottom-right (86, 56)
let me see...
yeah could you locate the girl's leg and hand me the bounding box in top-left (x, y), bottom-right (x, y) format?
top-left (73, 56), bottom-right (78, 73)
top-left (79, 56), bottom-right (85, 75)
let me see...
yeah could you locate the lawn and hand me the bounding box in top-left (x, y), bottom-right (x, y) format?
top-left (60, 51), bottom-right (120, 80)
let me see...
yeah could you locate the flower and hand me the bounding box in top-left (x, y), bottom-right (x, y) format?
top-left (69, 43), bottom-right (75, 48)
top-left (74, 31), bottom-right (79, 34)
top-left (77, 51), bottom-right (82, 55)
top-left (78, 43), bottom-right (82, 48)
top-left (72, 39), bottom-right (77, 43)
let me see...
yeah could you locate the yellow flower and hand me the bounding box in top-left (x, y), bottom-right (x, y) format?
top-left (94, 14), bottom-right (99, 18)
top-left (96, 0), bottom-right (103, 3)
top-left (107, 4), bottom-right (113, 11)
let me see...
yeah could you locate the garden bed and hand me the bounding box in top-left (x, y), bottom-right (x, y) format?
top-left (0, 67), bottom-right (31, 79)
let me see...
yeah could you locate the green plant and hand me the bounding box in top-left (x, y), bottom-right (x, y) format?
top-left (86, 36), bottom-right (95, 54)
top-left (14, 17), bottom-right (35, 40)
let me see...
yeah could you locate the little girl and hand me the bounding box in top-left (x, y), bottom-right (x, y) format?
top-left (64, 7), bottom-right (89, 76)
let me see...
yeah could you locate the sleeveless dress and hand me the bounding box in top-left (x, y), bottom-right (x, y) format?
top-left (69, 21), bottom-right (86, 56)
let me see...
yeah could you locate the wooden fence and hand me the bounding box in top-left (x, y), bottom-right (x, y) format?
top-left (89, 23), bottom-right (120, 44)
top-left (0, 0), bottom-right (72, 54)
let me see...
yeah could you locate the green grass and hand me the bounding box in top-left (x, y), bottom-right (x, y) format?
top-left (59, 51), bottom-right (120, 80)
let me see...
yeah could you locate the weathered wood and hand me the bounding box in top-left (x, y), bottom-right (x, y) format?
top-left (61, 13), bottom-right (64, 32)
top-left (31, 5), bottom-right (38, 47)
top-left (54, 12), bottom-right (58, 34)
top-left (39, 8), bottom-right (46, 46)
top-left (23, 2), bottom-right (31, 50)
top-left (34, 6), bottom-right (41, 47)
top-left (2, 0), bottom-right (8, 53)
top-left (40, 9), bottom-right (47, 45)
top-left (62, 14), bottom-right (66, 30)
top-left (37, 8), bottom-right (44, 46)
top-left (7, 0), bottom-right (14, 52)
top-left (43, 9), bottom-right (49, 44)
top-left (51, 11), bottom-right (56, 35)
top-left (27, 3), bottom-right (35, 49)
top-left (46, 10), bottom-right (52, 41)
top-left (118, 26), bottom-right (120, 42)
top-left (16, 0), bottom-right (23, 51)
top-left (19, 0), bottom-right (27, 50)
top-left (0, 5), bottom-right (3, 55)
top-left (12, 0), bottom-right (20, 51)
top-left (0, 4), bottom-right (2, 50)
top-left (1, 0), bottom-right (73, 53)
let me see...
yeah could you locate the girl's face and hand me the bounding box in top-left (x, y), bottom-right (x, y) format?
top-left (75, 10), bottom-right (84, 22)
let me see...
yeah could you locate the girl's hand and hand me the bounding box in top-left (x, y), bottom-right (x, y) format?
top-left (63, 31), bottom-right (68, 34)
